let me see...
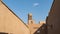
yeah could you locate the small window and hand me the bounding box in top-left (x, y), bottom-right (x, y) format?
top-left (31, 21), bottom-right (33, 24)
top-left (42, 27), bottom-right (44, 29)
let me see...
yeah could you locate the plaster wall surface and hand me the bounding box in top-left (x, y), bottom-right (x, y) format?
top-left (0, 1), bottom-right (30, 34)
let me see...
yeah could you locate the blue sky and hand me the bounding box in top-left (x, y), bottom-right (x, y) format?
top-left (3, 0), bottom-right (53, 23)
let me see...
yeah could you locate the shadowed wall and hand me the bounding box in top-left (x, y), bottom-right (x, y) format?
top-left (46, 0), bottom-right (60, 34)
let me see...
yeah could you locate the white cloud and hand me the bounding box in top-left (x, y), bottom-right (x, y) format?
top-left (33, 3), bottom-right (39, 7)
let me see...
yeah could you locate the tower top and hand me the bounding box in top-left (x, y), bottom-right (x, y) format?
top-left (28, 13), bottom-right (32, 20)
top-left (28, 13), bottom-right (32, 16)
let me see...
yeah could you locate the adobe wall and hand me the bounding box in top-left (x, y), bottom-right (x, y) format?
top-left (46, 0), bottom-right (60, 34)
top-left (0, 1), bottom-right (30, 34)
